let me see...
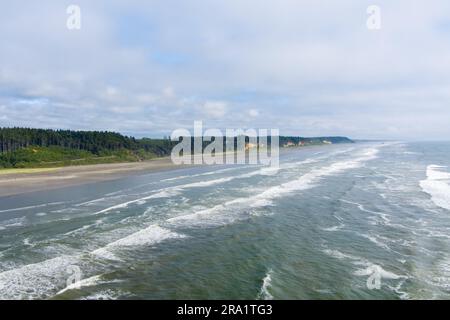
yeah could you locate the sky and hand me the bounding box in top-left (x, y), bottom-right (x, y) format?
top-left (1, 1), bottom-right (450, 140)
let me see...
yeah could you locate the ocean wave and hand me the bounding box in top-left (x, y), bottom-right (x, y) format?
top-left (0, 202), bottom-right (66, 213)
top-left (90, 157), bottom-right (321, 216)
top-left (249, 148), bottom-right (379, 207)
top-left (62, 218), bottom-right (105, 237)
top-left (420, 165), bottom-right (450, 211)
top-left (0, 217), bottom-right (27, 230)
top-left (258, 269), bottom-right (274, 300)
top-left (0, 255), bottom-right (80, 299)
top-left (0, 224), bottom-right (184, 299)
top-left (94, 190), bottom-right (179, 215)
top-left (322, 247), bottom-right (408, 292)
top-left (91, 170), bottom-right (265, 215)
top-left (76, 195), bottom-right (127, 207)
top-left (80, 288), bottom-right (129, 300)
top-left (357, 233), bottom-right (392, 251)
top-left (56, 274), bottom-right (123, 295)
top-left (321, 223), bottom-right (345, 232)
top-left (167, 148), bottom-right (379, 227)
top-left (431, 258), bottom-right (450, 290)
top-left (91, 225), bottom-right (185, 260)
top-left (339, 199), bottom-right (391, 223)
top-left (56, 274), bottom-right (103, 295)
top-left (160, 167), bottom-right (240, 182)
top-left (353, 265), bottom-right (407, 281)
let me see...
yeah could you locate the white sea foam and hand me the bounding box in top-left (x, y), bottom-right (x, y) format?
top-left (180, 157), bottom-right (321, 188)
top-left (249, 148), bottom-right (378, 206)
top-left (94, 190), bottom-right (179, 214)
top-left (0, 202), bottom-right (65, 213)
top-left (321, 223), bottom-right (345, 232)
top-left (354, 265), bottom-right (406, 281)
top-left (0, 224), bottom-right (184, 299)
top-left (63, 218), bottom-right (105, 237)
top-left (322, 248), bottom-right (360, 261)
top-left (56, 275), bottom-right (103, 295)
top-left (431, 258), bottom-right (450, 290)
top-left (0, 146), bottom-right (379, 299)
top-left (322, 247), bottom-right (408, 292)
top-left (92, 171), bottom-right (257, 215)
top-left (56, 274), bottom-right (123, 295)
top-left (0, 217), bottom-right (27, 230)
top-left (65, 187), bottom-right (187, 238)
top-left (420, 165), bottom-right (450, 211)
top-left (91, 225), bottom-right (185, 260)
top-left (358, 233), bottom-right (392, 251)
top-left (181, 176), bottom-right (237, 188)
top-left (75, 150), bottom-right (339, 218)
top-left (76, 197), bottom-right (109, 207)
top-left (258, 269), bottom-right (274, 300)
top-left (102, 181), bottom-right (160, 197)
top-left (160, 167), bottom-right (240, 182)
top-left (80, 289), bottom-right (127, 300)
top-left (275, 158), bottom-right (319, 172)
top-left (339, 199), bottom-right (390, 223)
top-left (0, 255), bottom-right (80, 300)
top-left (91, 159), bottom-right (318, 216)
top-left (161, 175), bottom-right (190, 182)
top-left (168, 148), bottom-right (379, 227)
top-left (102, 225), bottom-right (184, 247)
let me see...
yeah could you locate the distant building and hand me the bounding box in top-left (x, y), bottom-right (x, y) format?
top-left (283, 141), bottom-right (296, 147)
top-left (245, 143), bottom-right (258, 150)
top-left (322, 140), bottom-right (332, 144)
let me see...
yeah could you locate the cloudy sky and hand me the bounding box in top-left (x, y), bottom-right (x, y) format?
top-left (1, 1), bottom-right (450, 140)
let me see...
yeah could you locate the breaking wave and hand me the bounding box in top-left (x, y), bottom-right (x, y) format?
top-left (0, 225), bottom-right (184, 299)
top-left (258, 269), bottom-right (274, 300)
top-left (167, 148), bottom-right (379, 227)
top-left (420, 165), bottom-right (450, 211)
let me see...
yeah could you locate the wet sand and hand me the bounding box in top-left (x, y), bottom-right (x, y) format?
top-left (0, 158), bottom-right (187, 197)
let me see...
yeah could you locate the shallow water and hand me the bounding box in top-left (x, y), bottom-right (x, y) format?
top-left (1, 142), bottom-right (450, 300)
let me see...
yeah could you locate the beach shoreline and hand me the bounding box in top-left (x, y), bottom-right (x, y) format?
top-left (0, 144), bottom-right (348, 198)
top-left (0, 157), bottom-right (188, 198)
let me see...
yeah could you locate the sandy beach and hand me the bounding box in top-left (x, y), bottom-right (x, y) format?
top-left (0, 158), bottom-right (186, 197)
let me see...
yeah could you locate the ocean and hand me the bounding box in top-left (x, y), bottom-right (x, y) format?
top-left (1, 141), bottom-right (450, 300)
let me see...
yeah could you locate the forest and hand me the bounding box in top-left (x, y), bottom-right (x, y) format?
top-left (0, 128), bottom-right (174, 168)
top-left (0, 128), bottom-right (353, 168)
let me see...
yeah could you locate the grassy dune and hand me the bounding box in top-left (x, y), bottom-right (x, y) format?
top-left (0, 168), bottom-right (59, 175)
top-left (0, 146), bottom-right (156, 169)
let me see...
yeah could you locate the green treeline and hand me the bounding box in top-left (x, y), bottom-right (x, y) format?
top-left (0, 128), bottom-right (174, 168)
top-left (0, 128), bottom-right (353, 168)
top-left (0, 128), bottom-right (173, 154)
top-left (279, 136), bottom-right (353, 146)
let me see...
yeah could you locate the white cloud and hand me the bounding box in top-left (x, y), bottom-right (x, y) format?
top-left (162, 87), bottom-right (175, 99)
top-left (247, 109), bottom-right (259, 117)
top-left (1, 1), bottom-right (450, 139)
top-left (201, 101), bottom-right (228, 119)
top-left (110, 106), bottom-right (142, 114)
